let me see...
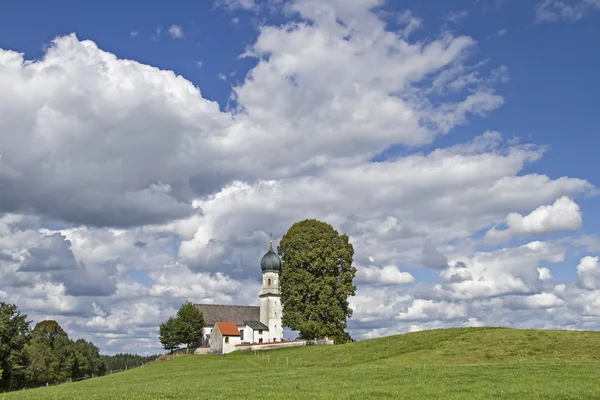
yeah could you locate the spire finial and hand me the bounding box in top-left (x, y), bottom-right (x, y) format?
top-left (269, 232), bottom-right (273, 246)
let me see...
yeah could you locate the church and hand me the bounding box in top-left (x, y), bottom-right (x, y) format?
top-left (194, 238), bottom-right (284, 351)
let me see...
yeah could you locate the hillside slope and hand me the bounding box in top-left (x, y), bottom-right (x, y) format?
top-left (235, 326), bottom-right (600, 366)
top-left (2, 327), bottom-right (600, 400)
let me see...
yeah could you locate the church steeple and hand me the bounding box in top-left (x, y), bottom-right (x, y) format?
top-left (260, 234), bottom-right (282, 273)
top-left (259, 233), bottom-right (283, 342)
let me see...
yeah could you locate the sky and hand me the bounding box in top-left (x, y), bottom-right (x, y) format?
top-left (0, 0), bottom-right (599, 355)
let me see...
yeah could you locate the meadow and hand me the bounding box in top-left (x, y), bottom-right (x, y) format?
top-left (2, 327), bottom-right (600, 399)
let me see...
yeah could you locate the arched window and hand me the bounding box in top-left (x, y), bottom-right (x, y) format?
top-left (268, 279), bottom-right (271, 285)
top-left (225, 337), bottom-right (229, 343)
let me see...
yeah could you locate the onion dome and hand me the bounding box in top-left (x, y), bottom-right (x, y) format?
top-left (260, 239), bottom-right (282, 273)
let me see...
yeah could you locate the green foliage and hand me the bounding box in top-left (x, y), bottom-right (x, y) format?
top-left (3, 328), bottom-right (600, 399)
top-left (175, 302), bottom-right (205, 349)
top-left (0, 302), bottom-right (31, 391)
top-left (159, 318), bottom-right (182, 353)
top-left (25, 321), bottom-right (106, 386)
top-left (0, 303), bottom-right (149, 394)
top-left (278, 219), bottom-right (357, 341)
top-left (71, 339), bottom-right (106, 380)
top-left (159, 303), bottom-right (205, 352)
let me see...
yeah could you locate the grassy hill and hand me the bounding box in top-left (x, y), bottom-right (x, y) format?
top-left (2, 327), bottom-right (600, 399)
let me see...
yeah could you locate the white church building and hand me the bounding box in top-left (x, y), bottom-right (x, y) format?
top-left (194, 238), bottom-right (288, 354)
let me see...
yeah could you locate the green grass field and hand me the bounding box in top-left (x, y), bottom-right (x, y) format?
top-left (3, 327), bottom-right (600, 399)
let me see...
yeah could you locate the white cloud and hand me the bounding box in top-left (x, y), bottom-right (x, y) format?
top-left (497, 29), bottom-right (507, 36)
top-left (168, 24), bottom-right (185, 39)
top-left (577, 256), bottom-right (600, 289)
top-left (535, 0), bottom-right (600, 22)
top-left (485, 196), bottom-right (583, 242)
top-left (355, 265), bottom-right (414, 286)
top-left (538, 267), bottom-right (553, 281)
top-left (441, 241), bottom-right (565, 300)
top-left (396, 299), bottom-right (469, 322)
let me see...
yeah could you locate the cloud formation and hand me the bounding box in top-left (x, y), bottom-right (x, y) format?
top-left (485, 196), bottom-right (583, 242)
top-left (0, 0), bottom-right (598, 354)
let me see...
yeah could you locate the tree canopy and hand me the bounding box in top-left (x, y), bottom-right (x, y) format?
top-left (0, 302), bottom-right (152, 393)
top-left (278, 219), bottom-right (357, 343)
top-left (0, 302), bottom-right (30, 391)
top-left (159, 302), bottom-right (205, 353)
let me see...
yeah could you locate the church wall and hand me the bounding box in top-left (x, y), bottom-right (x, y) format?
top-left (222, 335), bottom-right (241, 354)
top-left (243, 325), bottom-right (268, 344)
top-left (235, 340), bottom-right (306, 352)
top-left (262, 271), bottom-right (280, 294)
top-left (267, 296), bottom-right (283, 342)
top-left (259, 297), bottom-right (269, 326)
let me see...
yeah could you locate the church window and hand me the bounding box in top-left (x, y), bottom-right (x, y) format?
top-left (259, 330), bottom-right (263, 334)
top-left (268, 279), bottom-right (271, 285)
top-left (225, 337), bottom-right (229, 344)
top-left (259, 338), bottom-right (263, 343)
top-left (240, 330), bottom-right (244, 341)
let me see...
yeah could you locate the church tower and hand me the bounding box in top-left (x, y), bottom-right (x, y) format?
top-left (259, 236), bottom-right (283, 342)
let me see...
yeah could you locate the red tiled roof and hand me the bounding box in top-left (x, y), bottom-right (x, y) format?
top-left (215, 322), bottom-right (240, 336)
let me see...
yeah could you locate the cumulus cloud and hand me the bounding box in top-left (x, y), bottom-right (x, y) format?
top-left (355, 265), bottom-right (414, 286)
top-left (577, 256), bottom-right (600, 289)
top-left (485, 196), bottom-right (583, 242)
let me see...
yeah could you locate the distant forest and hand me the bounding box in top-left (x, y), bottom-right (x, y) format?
top-left (0, 302), bottom-right (159, 393)
top-left (102, 353), bottom-right (159, 372)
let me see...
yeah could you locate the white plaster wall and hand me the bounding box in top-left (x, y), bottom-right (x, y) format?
top-left (267, 296), bottom-right (283, 342)
top-left (259, 296), bottom-right (269, 325)
top-left (222, 335), bottom-right (241, 354)
top-left (262, 271), bottom-right (280, 294)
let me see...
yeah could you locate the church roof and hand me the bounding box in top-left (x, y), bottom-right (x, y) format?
top-left (244, 321), bottom-right (269, 330)
top-left (194, 304), bottom-right (260, 326)
top-left (261, 240), bottom-right (282, 272)
top-left (215, 322), bottom-right (241, 336)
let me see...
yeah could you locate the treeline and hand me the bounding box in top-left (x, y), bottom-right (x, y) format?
top-left (0, 302), bottom-right (156, 393)
top-left (102, 353), bottom-right (157, 371)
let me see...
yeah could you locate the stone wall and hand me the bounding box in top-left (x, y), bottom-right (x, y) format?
top-left (235, 340), bottom-right (306, 352)
top-left (193, 347), bottom-right (211, 355)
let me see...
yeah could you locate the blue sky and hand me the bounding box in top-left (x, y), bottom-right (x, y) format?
top-left (1, 0), bottom-right (600, 353)
top-left (3, 0), bottom-right (598, 181)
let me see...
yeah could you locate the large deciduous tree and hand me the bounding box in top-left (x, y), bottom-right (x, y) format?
top-left (0, 302), bottom-right (31, 391)
top-left (278, 219), bottom-right (357, 343)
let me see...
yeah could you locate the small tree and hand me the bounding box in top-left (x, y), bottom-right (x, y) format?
top-left (175, 302), bottom-right (205, 352)
top-left (159, 317), bottom-right (181, 354)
